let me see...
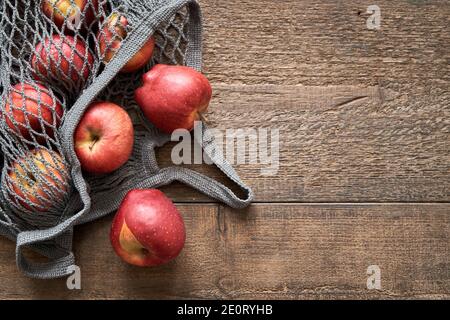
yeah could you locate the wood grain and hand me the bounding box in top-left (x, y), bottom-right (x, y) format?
top-left (0, 204), bottom-right (448, 299)
top-left (152, 0), bottom-right (450, 203)
top-left (200, 0), bottom-right (450, 86)
top-left (157, 84), bottom-right (449, 202)
top-left (0, 0), bottom-right (449, 300)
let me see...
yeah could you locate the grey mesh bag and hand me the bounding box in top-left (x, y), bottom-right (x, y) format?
top-left (0, 0), bottom-right (252, 279)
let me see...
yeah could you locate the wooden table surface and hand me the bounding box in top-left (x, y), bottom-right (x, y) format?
top-left (1, 0), bottom-right (449, 299)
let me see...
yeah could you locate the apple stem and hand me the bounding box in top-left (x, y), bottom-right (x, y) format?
top-left (89, 137), bottom-right (99, 151)
top-left (199, 113), bottom-right (209, 126)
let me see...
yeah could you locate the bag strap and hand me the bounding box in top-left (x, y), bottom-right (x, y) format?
top-left (0, 205), bottom-right (76, 279)
top-left (131, 166), bottom-right (253, 209)
top-left (184, 0), bottom-right (203, 70)
top-left (16, 230), bottom-right (75, 279)
top-left (168, 123), bottom-right (253, 208)
top-left (14, 196), bottom-right (82, 279)
top-left (178, 2), bottom-right (253, 206)
top-left (132, 1), bottom-right (253, 207)
top-left (132, 124), bottom-right (253, 208)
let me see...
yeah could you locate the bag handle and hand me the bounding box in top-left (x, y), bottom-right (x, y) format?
top-left (135, 124), bottom-right (253, 208)
top-left (14, 196), bottom-right (82, 279)
top-left (16, 230), bottom-right (75, 279)
top-left (168, 123), bottom-right (253, 208)
top-left (0, 205), bottom-right (75, 279)
top-left (130, 1), bottom-right (252, 207)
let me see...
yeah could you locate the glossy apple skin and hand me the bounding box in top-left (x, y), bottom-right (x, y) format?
top-left (110, 189), bottom-right (186, 267)
top-left (97, 13), bottom-right (155, 73)
top-left (31, 35), bottom-right (94, 88)
top-left (74, 101), bottom-right (134, 175)
top-left (2, 83), bottom-right (63, 141)
top-left (41, 0), bottom-right (99, 29)
top-left (7, 148), bottom-right (69, 212)
top-left (134, 64), bottom-right (212, 133)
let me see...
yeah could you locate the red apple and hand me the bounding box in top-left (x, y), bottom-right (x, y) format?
top-left (110, 189), bottom-right (186, 267)
top-left (6, 148), bottom-right (69, 212)
top-left (97, 13), bottom-right (155, 73)
top-left (2, 82), bottom-right (63, 142)
top-left (74, 101), bottom-right (134, 175)
top-left (134, 64), bottom-right (212, 133)
top-left (41, 0), bottom-right (99, 30)
top-left (31, 35), bottom-right (94, 88)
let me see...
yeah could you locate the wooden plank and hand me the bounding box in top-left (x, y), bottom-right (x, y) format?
top-left (152, 0), bottom-right (450, 202)
top-left (157, 84), bottom-right (449, 202)
top-left (217, 203), bottom-right (450, 299)
top-left (0, 0), bottom-right (448, 301)
top-left (200, 0), bottom-right (450, 86)
top-left (0, 205), bottom-right (221, 299)
top-left (0, 204), bottom-right (448, 299)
